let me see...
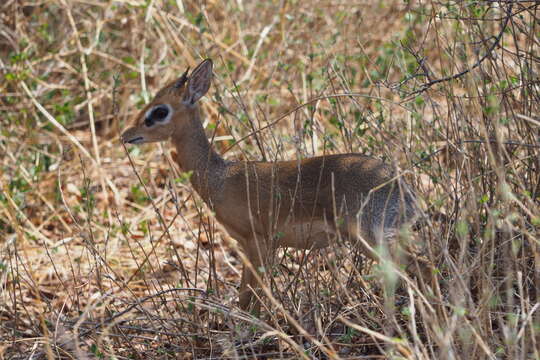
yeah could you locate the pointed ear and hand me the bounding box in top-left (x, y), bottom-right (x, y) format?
top-left (183, 59), bottom-right (213, 105)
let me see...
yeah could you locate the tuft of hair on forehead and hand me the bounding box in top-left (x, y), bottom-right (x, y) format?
top-left (173, 67), bottom-right (190, 89)
top-left (155, 67), bottom-right (191, 98)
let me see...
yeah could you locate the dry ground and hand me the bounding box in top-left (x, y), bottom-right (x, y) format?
top-left (1, 0), bottom-right (539, 359)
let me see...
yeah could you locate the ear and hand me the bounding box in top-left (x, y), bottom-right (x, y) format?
top-left (183, 59), bottom-right (213, 105)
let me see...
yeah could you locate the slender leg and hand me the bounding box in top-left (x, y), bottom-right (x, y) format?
top-left (239, 264), bottom-right (257, 310)
top-left (343, 220), bottom-right (379, 262)
top-left (344, 218), bottom-right (433, 285)
top-left (238, 238), bottom-right (268, 314)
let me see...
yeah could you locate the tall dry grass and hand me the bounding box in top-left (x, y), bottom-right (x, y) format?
top-left (0, 0), bottom-right (538, 359)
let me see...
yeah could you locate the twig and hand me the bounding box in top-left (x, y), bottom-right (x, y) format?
top-left (223, 92), bottom-right (408, 154)
top-left (413, 138), bottom-right (540, 167)
top-left (407, 3), bottom-right (514, 96)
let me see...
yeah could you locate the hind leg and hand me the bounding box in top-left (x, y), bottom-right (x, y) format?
top-left (339, 217), bottom-right (381, 262)
top-left (343, 217), bottom-right (433, 288)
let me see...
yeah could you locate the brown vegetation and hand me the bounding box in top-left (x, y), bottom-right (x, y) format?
top-left (1, 0), bottom-right (538, 359)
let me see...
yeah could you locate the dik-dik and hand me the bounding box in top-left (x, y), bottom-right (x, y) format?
top-left (122, 59), bottom-right (420, 311)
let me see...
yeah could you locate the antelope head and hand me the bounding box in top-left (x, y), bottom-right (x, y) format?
top-left (121, 59), bottom-right (213, 145)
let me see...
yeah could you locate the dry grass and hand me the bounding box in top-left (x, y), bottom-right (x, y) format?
top-left (1, 0), bottom-right (539, 359)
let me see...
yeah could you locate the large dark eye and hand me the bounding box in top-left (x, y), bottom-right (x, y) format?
top-left (144, 104), bottom-right (170, 127)
top-left (151, 105), bottom-right (169, 121)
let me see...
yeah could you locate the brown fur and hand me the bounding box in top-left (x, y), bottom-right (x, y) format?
top-left (122, 59), bottom-right (420, 311)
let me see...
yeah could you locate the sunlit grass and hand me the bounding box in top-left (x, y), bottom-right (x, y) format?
top-left (1, 1), bottom-right (538, 358)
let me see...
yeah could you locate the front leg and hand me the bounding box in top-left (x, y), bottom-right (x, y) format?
top-left (239, 265), bottom-right (258, 311)
top-left (238, 238), bottom-right (269, 314)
